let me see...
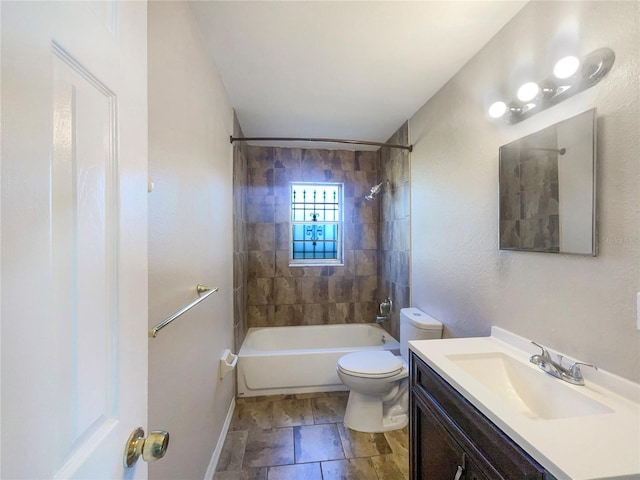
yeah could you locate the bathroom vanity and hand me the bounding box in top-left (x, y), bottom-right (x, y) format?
top-left (409, 328), bottom-right (640, 480)
top-left (410, 353), bottom-right (550, 479)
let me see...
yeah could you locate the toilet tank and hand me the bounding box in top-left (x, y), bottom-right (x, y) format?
top-left (400, 307), bottom-right (443, 359)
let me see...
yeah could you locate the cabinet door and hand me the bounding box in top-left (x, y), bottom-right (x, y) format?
top-left (412, 390), bottom-right (467, 479)
top-left (465, 458), bottom-right (490, 480)
top-left (412, 389), bottom-right (491, 480)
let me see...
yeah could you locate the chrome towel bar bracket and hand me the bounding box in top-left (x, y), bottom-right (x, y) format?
top-left (149, 284), bottom-right (219, 338)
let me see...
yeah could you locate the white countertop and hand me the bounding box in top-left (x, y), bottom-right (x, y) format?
top-left (409, 327), bottom-right (640, 480)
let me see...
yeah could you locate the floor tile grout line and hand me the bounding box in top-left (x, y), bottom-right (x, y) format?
top-left (335, 421), bottom-right (348, 461)
top-left (225, 393), bottom-right (407, 479)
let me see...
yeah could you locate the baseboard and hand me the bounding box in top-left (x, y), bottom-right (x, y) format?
top-left (203, 396), bottom-right (236, 480)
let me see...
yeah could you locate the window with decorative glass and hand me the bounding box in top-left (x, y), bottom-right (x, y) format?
top-left (290, 182), bottom-right (343, 265)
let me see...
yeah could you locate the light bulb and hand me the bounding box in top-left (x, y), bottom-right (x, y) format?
top-left (488, 101), bottom-right (507, 118)
top-left (554, 56), bottom-right (580, 79)
top-left (517, 82), bottom-right (540, 102)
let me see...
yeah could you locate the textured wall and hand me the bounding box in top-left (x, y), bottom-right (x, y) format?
top-left (148, 2), bottom-right (234, 478)
top-left (245, 146), bottom-right (380, 327)
top-left (377, 122), bottom-right (411, 340)
top-left (410, 1), bottom-right (640, 382)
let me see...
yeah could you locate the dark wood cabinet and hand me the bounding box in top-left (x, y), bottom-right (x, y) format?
top-left (412, 391), bottom-right (489, 480)
top-left (410, 352), bottom-right (553, 480)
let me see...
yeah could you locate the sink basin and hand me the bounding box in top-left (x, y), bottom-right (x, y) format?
top-left (446, 352), bottom-right (613, 420)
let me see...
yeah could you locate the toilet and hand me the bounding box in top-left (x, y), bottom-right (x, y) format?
top-left (337, 307), bottom-right (442, 432)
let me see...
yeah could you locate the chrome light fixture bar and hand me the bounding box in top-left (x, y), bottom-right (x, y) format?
top-left (489, 48), bottom-right (615, 124)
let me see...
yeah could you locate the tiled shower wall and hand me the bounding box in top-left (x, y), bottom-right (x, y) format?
top-left (232, 113), bottom-right (249, 350)
top-left (245, 146), bottom-right (380, 327)
top-left (377, 122), bottom-right (411, 340)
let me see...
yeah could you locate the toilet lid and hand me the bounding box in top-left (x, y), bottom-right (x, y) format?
top-left (338, 351), bottom-right (403, 377)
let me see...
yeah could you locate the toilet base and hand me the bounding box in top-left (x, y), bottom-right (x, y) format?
top-left (343, 390), bottom-right (408, 433)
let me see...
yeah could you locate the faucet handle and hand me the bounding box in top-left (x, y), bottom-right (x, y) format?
top-left (531, 341), bottom-right (551, 360)
top-left (379, 297), bottom-right (392, 316)
top-left (569, 361), bottom-right (598, 381)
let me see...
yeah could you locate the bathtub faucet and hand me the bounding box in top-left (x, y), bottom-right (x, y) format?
top-left (375, 297), bottom-right (392, 323)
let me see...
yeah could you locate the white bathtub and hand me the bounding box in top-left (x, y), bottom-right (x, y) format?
top-left (237, 323), bottom-right (400, 397)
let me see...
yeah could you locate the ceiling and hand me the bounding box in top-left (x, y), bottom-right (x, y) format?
top-left (190, 1), bottom-right (527, 150)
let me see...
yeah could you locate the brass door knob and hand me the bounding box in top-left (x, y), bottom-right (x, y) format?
top-left (124, 427), bottom-right (170, 467)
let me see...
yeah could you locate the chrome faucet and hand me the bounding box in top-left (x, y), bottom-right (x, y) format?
top-left (375, 297), bottom-right (392, 323)
top-left (529, 341), bottom-right (597, 386)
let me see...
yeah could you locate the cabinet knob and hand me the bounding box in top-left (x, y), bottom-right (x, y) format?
top-left (454, 452), bottom-right (466, 480)
top-left (454, 465), bottom-right (464, 480)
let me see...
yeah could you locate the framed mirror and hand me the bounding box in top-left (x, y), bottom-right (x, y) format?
top-left (499, 109), bottom-right (596, 255)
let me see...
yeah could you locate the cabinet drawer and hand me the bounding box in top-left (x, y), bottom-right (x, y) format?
top-left (410, 352), bottom-right (549, 479)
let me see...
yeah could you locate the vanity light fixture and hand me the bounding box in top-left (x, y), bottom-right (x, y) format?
top-left (488, 101), bottom-right (507, 119)
top-left (553, 55), bottom-right (581, 79)
top-left (517, 82), bottom-right (540, 102)
top-left (488, 48), bottom-right (615, 124)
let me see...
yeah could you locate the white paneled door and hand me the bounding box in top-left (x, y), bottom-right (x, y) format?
top-left (1, 2), bottom-right (148, 479)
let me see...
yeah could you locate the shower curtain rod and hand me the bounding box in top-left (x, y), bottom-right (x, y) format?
top-left (229, 136), bottom-right (413, 152)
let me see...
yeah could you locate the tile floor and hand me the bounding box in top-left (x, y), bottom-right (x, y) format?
top-left (215, 392), bottom-right (409, 480)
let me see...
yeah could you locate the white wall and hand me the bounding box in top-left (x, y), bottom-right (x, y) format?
top-left (410, 1), bottom-right (640, 382)
top-left (148, 2), bottom-right (234, 478)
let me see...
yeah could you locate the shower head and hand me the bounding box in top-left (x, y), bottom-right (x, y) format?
top-left (364, 181), bottom-right (387, 201)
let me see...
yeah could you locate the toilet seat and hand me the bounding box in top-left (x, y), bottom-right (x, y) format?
top-left (337, 351), bottom-right (403, 378)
